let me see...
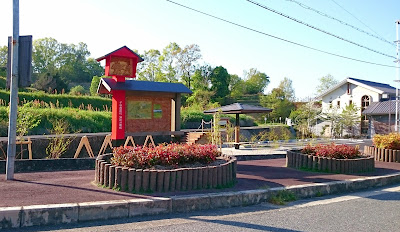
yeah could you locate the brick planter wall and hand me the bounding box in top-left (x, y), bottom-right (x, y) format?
top-left (364, 146), bottom-right (400, 163)
top-left (286, 150), bottom-right (374, 174)
top-left (95, 154), bottom-right (237, 193)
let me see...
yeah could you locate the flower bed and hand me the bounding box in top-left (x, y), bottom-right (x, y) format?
top-left (364, 133), bottom-right (400, 162)
top-left (287, 143), bottom-right (374, 174)
top-left (94, 144), bottom-right (237, 193)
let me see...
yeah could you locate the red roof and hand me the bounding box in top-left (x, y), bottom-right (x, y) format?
top-left (96, 46), bottom-right (144, 62)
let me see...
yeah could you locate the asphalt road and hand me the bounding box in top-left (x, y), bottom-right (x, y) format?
top-left (11, 183), bottom-right (400, 232)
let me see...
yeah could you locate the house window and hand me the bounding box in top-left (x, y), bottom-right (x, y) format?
top-left (361, 95), bottom-right (370, 134)
top-left (337, 101), bottom-right (340, 107)
top-left (361, 95), bottom-right (370, 111)
top-left (347, 83), bottom-right (351, 95)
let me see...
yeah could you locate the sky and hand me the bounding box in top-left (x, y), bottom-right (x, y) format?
top-left (0, 0), bottom-right (399, 100)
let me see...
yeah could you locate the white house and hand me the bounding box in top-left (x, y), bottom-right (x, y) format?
top-left (316, 77), bottom-right (396, 136)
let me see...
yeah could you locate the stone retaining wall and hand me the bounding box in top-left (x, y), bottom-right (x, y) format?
top-left (286, 150), bottom-right (374, 174)
top-left (95, 154), bottom-right (237, 193)
top-left (364, 146), bottom-right (400, 163)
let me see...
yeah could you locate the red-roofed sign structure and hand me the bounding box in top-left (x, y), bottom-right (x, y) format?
top-left (97, 46), bottom-right (144, 145)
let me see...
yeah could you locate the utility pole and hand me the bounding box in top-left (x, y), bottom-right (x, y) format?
top-left (396, 20), bottom-right (400, 133)
top-left (6, 0), bottom-right (19, 180)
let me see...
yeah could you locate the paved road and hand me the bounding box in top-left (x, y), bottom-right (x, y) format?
top-left (12, 183), bottom-right (400, 232)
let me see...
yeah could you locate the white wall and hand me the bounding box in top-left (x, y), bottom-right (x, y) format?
top-left (321, 82), bottom-right (380, 116)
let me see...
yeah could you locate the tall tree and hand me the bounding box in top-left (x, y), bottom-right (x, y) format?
top-left (278, 77), bottom-right (296, 102)
top-left (243, 68), bottom-right (269, 94)
top-left (316, 74), bottom-right (338, 96)
top-left (159, 42), bottom-right (180, 82)
top-left (339, 103), bottom-right (360, 137)
top-left (191, 65), bottom-right (212, 91)
top-left (176, 44), bottom-right (201, 89)
top-left (137, 49), bottom-right (162, 81)
top-left (210, 66), bottom-right (231, 104)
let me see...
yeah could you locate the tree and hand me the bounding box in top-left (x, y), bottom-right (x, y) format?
top-left (32, 72), bottom-right (68, 93)
top-left (191, 65), bottom-right (212, 91)
top-left (0, 46), bottom-right (6, 76)
top-left (210, 66), bottom-right (231, 104)
top-left (32, 38), bottom-right (104, 84)
top-left (159, 42), bottom-right (180, 82)
top-left (176, 44), bottom-right (201, 89)
top-left (322, 106), bottom-right (342, 138)
top-left (261, 87), bottom-right (295, 122)
top-left (339, 103), bottom-right (360, 137)
top-left (278, 77), bottom-right (296, 102)
top-left (70, 85), bottom-right (87, 95)
top-left (243, 68), bottom-right (269, 94)
top-left (90, 76), bottom-right (102, 96)
top-left (316, 74), bottom-right (338, 96)
top-left (229, 74), bottom-right (246, 99)
top-left (137, 49), bottom-right (162, 81)
top-left (289, 100), bottom-right (321, 138)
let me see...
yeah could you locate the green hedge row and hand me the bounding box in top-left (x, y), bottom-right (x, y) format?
top-left (0, 90), bottom-right (111, 110)
top-left (0, 106), bottom-right (111, 136)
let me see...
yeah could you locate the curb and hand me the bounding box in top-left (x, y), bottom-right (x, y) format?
top-left (1, 172), bottom-right (400, 229)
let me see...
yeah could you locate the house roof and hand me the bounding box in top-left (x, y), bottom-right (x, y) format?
top-left (97, 78), bottom-right (192, 94)
top-left (362, 100), bottom-right (400, 115)
top-left (316, 77), bottom-right (396, 99)
top-left (203, 103), bottom-right (272, 114)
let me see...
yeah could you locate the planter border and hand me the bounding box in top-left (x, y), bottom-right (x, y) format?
top-left (286, 150), bottom-right (374, 174)
top-left (95, 154), bottom-right (237, 193)
top-left (364, 146), bottom-right (400, 163)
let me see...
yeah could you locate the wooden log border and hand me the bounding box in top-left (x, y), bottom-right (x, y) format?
top-left (286, 150), bottom-right (374, 174)
top-left (363, 146), bottom-right (400, 163)
top-left (95, 154), bottom-right (237, 193)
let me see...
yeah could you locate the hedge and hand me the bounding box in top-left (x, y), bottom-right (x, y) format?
top-left (0, 106), bottom-right (111, 136)
top-left (0, 89), bottom-right (111, 111)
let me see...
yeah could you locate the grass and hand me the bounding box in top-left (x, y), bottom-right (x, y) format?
top-left (268, 190), bottom-right (297, 205)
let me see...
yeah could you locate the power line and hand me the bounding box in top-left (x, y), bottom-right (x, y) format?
top-left (330, 0), bottom-right (385, 41)
top-left (284, 0), bottom-right (395, 47)
top-left (165, 0), bottom-right (398, 68)
top-left (246, 0), bottom-right (396, 59)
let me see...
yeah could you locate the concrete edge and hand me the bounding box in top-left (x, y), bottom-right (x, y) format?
top-left (1, 172), bottom-right (400, 229)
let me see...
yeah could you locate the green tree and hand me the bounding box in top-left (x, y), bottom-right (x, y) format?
top-left (339, 103), bottom-right (360, 137)
top-left (137, 49), bottom-right (162, 81)
top-left (261, 85), bottom-right (295, 122)
top-left (90, 76), bottom-right (102, 96)
top-left (32, 72), bottom-right (68, 93)
top-left (289, 100), bottom-right (321, 138)
top-left (191, 65), bottom-right (212, 91)
top-left (0, 46), bottom-right (7, 77)
top-left (229, 74), bottom-right (246, 99)
top-left (243, 68), bottom-right (269, 94)
top-left (210, 66), bottom-right (231, 104)
top-left (316, 74), bottom-right (338, 96)
top-left (69, 85), bottom-right (87, 95)
top-left (159, 42), bottom-right (180, 82)
top-left (176, 44), bottom-right (201, 89)
top-left (278, 77), bottom-right (296, 102)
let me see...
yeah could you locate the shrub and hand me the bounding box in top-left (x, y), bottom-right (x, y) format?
top-left (373, 133), bottom-right (400, 150)
top-left (69, 85), bottom-right (87, 95)
top-left (301, 143), bottom-right (361, 159)
top-left (111, 143), bottom-right (220, 169)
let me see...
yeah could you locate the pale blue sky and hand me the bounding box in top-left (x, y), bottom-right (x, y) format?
top-left (1, 0), bottom-right (399, 100)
